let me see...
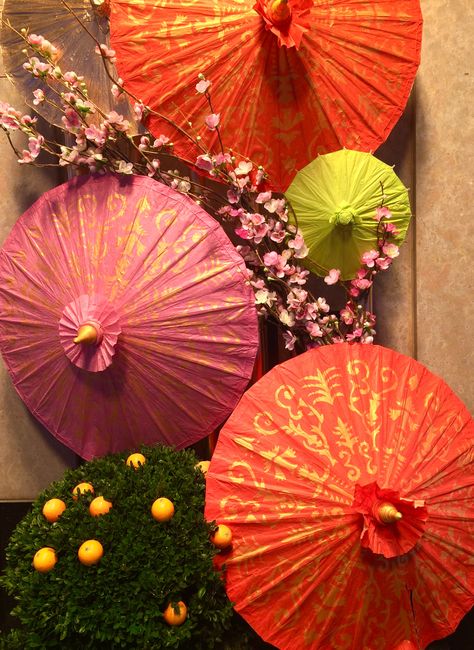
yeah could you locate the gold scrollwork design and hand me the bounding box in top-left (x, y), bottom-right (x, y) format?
top-left (227, 461), bottom-right (266, 489)
top-left (302, 367), bottom-right (344, 405)
top-left (254, 410), bottom-right (279, 436)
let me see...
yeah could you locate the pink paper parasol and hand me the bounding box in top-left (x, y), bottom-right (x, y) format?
top-left (0, 173), bottom-right (258, 459)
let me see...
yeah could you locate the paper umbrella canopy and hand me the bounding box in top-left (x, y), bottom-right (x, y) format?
top-left (110, 0), bottom-right (422, 190)
top-left (205, 343), bottom-right (474, 650)
top-left (285, 149), bottom-right (412, 280)
top-left (1, 0), bottom-right (134, 127)
top-left (0, 173), bottom-right (259, 459)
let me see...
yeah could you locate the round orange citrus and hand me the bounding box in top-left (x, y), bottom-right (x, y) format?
top-left (33, 547), bottom-right (57, 573)
top-left (89, 496), bottom-right (112, 517)
top-left (211, 524), bottom-right (233, 549)
top-left (126, 453), bottom-right (146, 469)
top-left (163, 601), bottom-right (187, 626)
top-left (151, 497), bottom-right (175, 522)
top-left (42, 498), bottom-right (66, 523)
top-left (72, 482), bottom-right (94, 500)
top-left (195, 460), bottom-right (210, 475)
top-left (78, 539), bottom-right (103, 566)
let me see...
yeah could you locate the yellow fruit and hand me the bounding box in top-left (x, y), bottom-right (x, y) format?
top-left (211, 524), bottom-right (232, 549)
top-left (89, 496), bottom-right (112, 517)
top-left (42, 498), bottom-right (66, 523)
top-left (33, 547), bottom-right (57, 573)
top-left (78, 539), bottom-right (103, 566)
top-left (72, 482), bottom-right (94, 500)
top-left (195, 460), bottom-right (210, 475)
top-left (126, 453), bottom-right (146, 469)
top-left (163, 601), bottom-right (187, 626)
top-left (151, 497), bottom-right (175, 522)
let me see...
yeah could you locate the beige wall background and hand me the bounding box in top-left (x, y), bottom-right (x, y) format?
top-left (0, 0), bottom-right (472, 500)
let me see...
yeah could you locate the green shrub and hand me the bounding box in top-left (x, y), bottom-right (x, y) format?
top-left (1, 445), bottom-right (235, 649)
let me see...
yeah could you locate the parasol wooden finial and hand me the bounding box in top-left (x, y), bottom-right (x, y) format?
top-left (378, 502), bottom-right (403, 524)
top-left (74, 324), bottom-right (99, 346)
top-left (269, 0), bottom-right (291, 24)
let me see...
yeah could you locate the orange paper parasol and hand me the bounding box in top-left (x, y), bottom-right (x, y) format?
top-left (110, 0), bottom-right (423, 189)
top-left (205, 343), bottom-right (474, 649)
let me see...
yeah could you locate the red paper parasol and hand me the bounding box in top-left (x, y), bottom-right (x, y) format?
top-left (205, 343), bottom-right (474, 650)
top-left (0, 173), bottom-right (258, 459)
top-left (110, 0), bottom-right (422, 189)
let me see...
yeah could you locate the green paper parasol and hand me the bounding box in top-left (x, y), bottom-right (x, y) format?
top-left (285, 149), bottom-right (412, 280)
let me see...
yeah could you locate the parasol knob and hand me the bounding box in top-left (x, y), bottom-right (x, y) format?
top-left (269, 0), bottom-right (292, 24)
top-left (378, 502), bottom-right (403, 524)
top-left (74, 324), bottom-right (100, 346)
top-left (91, 0), bottom-right (111, 18)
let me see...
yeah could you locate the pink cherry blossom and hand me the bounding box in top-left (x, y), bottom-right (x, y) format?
top-left (116, 161), bottom-right (133, 174)
top-left (226, 189), bottom-right (240, 204)
top-left (196, 79), bottom-right (211, 94)
top-left (146, 159), bottom-right (160, 176)
top-left (384, 222), bottom-right (399, 235)
top-left (288, 232), bottom-right (308, 258)
top-left (138, 136), bottom-right (150, 151)
top-left (133, 102), bottom-right (145, 121)
top-left (61, 107), bottom-right (81, 130)
top-left (340, 303), bottom-right (355, 325)
top-left (283, 331), bottom-right (297, 351)
top-left (346, 328), bottom-right (363, 341)
top-left (382, 243), bottom-right (400, 258)
top-left (306, 322), bottom-right (323, 338)
top-left (196, 154), bottom-right (214, 172)
top-left (106, 111), bottom-right (130, 132)
top-left (255, 167), bottom-right (265, 185)
top-left (279, 309), bottom-right (295, 327)
top-left (32, 89), bottom-right (45, 105)
top-left (324, 269), bottom-right (341, 285)
top-left (235, 161), bottom-right (253, 176)
top-left (95, 44), bottom-right (116, 62)
top-left (28, 135), bottom-right (44, 158)
top-left (374, 206), bottom-right (392, 222)
top-left (153, 135), bottom-right (170, 148)
top-left (352, 278), bottom-right (373, 291)
top-left (204, 113), bottom-right (220, 130)
top-left (256, 191), bottom-right (272, 204)
top-left (375, 256), bottom-right (392, 270)
top-left (263, 251), bottom-right (279, 267)
top-left (85, 124), bottom-right (106, 147)
top-left (18, 149), bottom-right (34, 164)
top-left (361, 250), bottom-right (379, 268)
top-left (214, 152), bottom-right (232, 165)
top-left (111, 79), bottom-right (124, 99)
top-left (316, 297), bottom-right (330, 314)
top-left (63, 71), bottom-right (84, 87)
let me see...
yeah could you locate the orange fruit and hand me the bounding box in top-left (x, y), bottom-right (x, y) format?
top-left (72, 482), bottom-right (94, 500)
top-left (89, 496), bottom-right (112, 516)
top-left (42, 498), bottom-right (66, 522)
top-left (211, 524), bottom-right (232, 549)
top-left (151, 497), bottom-right (175, 522)
top-left (126, 453), bottom-right (146, 469)
top-left (78, 539), bottom-right (103, 566)
top-left (195, 460), bottom-right (210, 475)
top-left (163, 601), bottom-right (187, 626)
top-left (33, 547), bottom-right (57, 573)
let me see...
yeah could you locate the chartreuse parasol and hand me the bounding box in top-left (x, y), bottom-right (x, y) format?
top-left (285, 149), bottom-right (412, 280)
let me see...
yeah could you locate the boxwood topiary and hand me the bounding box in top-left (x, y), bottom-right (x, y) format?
top-left (1, 445), bottom-right (236, 649)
